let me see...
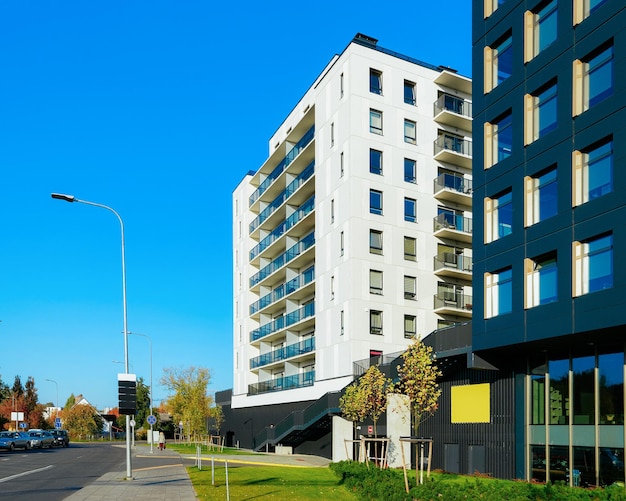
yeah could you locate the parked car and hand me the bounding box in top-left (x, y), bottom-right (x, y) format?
top-left (27, 430), bottom-right (54, 449)
top-left (0, 431), bottom-right (31, 451)
top-left (49, 429), bottom-right (70, 447)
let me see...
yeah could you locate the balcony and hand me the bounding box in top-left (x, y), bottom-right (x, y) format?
top-left (434, 292), bottom-right (473, 318)
top-left (433, 253), bottom-right (472, 280)
top-left (433, 172), bottom-right (472, 205)
top-left (250, 337), bottom-right (315, 370)
top-left (248, 370), bottom-right (315, 395)
top-left (433, 213), bottom-right (472, 243)
top-left (250, 266), bottom-right (315, 316)
top-left (433, 93), bottom-right (472, 131)
top-left (434, 69), bottom-right (472, 95)
top-left (250, 302), bottom-right (315, 343)
top-left (434, 134), bottom-right (472, 169)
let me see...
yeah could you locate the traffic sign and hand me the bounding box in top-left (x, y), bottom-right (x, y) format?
top-left (147, 414), bottom-right (157, 426)
top-left (19, 422), bottom-right (27, 429)
top-left (55, 417), bottom-right (62, 429)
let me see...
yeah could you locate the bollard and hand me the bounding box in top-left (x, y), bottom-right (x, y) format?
top-left (211, 456), bottom-right (214, 485)
top-left (225, 460), bottom-right (230, 501)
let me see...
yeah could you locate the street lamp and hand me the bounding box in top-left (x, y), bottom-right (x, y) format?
top-left (51, 193), bottom-right (133, 480)
top-left (45, 379), bottom-right (59, 420)
top-left (129, 332), bottom-right (153, 453)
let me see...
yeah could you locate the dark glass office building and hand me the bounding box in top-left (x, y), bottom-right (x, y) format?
top-left (471, 0), bottom-right (626, 486)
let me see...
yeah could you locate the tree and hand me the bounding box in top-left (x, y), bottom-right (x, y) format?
top-left (65, 394), bottom-right (76, 409)
top-left (134, 377), bottom-right (151, 429)
top-left (395, 339), bottom-right (442, 435)
top-left (64, 403), bottom-right (104, 440)
top-left (360, 365), bottom-right (393, 437)
top-left (160, 366), bottom-right (212, 441)
top-left (24, 377), bottom-right (45, 429)
top-left (12, 375), bottom-right (24, 398)
top-left (211, 404), bottom-right (224, 435)
top-left (339, 381), bottom-right (367, 431)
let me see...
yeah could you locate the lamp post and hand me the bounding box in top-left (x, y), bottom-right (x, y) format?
top-left (51, 193), bottom-right (133, 480)
top-left (45, 379), bottom-right (59, 420)
top-left (129, 332), bottom-right (153, 453)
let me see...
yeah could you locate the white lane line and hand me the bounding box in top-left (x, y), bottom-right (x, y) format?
top-left (0, 465), bottom-right (55, 483)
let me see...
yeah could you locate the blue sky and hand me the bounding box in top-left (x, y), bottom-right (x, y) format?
top-left (0, 1), bottom-right (472, 412)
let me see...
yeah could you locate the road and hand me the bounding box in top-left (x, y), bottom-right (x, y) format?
top-left (0, 442), bottom-right (125, 500)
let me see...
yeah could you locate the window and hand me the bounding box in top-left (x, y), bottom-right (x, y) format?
top-left (404, 276), bottom-right (416, 299)
top-left (485, 267), bottom-right (513, 318)
top-left (525, 253), bottom-right (558, 308)
top-left (331, 122), bottom-right (335, 147)
top-left (484, 33), bottom-right (513, 92)
top-left (484, 111), bottom-right (512, 168)
top-left (340, 73), bottom-right (344, 98)
top-left (573, 233), bottom-right (613, 296)
top-left (404, 315), bottom-right (416, 338)
top-left (370, 310), bottom-right (383, 335)
top-left (340, 151), bottom-right (344, 177)
top-left (573, 0), bottom-right (608, 25)
top-left (525, 167), bottom-right (557, 226)
top-left (340, 310), bottom-right (344, 335)
top-left (370, 149), bottom-right (383, 175)
top-left (370, 69), bottom-right (382, 95)
top-left (404, 119), bottom-right (416, 144)
top-left (404, 198), bottom-right (417, 222)
top-left (370, 270), bottom-right (383, 295)
top-left (331, 275), bottom-right (335, 300)
top-left (404, 236), bottom-right (416, 261)
top-left (370, 109), bottom-right (383, 134)
top-left (331, 199), bottom-right (335, 223)
top-left (573, 44), bottom-right (613, 115)
top-left (404, 80), bottom-right (416, 105)
top-left (524, 0), bottom-right (557, 62)
top-left (484, 0), bottom-right (506, 18)
top-left (485, 190), bottom-right (513, 243)
top-left (573, 138), bottom-right (613, 205)
top-left (340, 230), bottom-right (344, 256)
top-left (370, 229), bottom-right (383, 255)
top-left (370, 189), bottom-right (383, 215)
top-left (404, 158), bottom-right (416, 183)
top-left (525, 82), bottom-right (557, 144)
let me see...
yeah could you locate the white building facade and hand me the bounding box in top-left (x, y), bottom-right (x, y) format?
top-left (232, 34), bottom-right (472, 411)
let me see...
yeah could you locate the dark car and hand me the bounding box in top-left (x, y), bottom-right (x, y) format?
top-left (0, 431), bottom-right (31, 451)
top-left (49, 429), bottom-right (70, 447)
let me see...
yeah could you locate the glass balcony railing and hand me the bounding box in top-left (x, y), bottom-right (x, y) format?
top-left (434, 93), bottom-right (472, 118)
top-left (250, 195), bottom-right (315, 261)
top-left (434, 253), bottom-right (473, 273)
top-left (434, 292), bottom-right (473, 312)
top-left (433, 172), bottom-right (472, 195)
top-left (249, 161), bottom-right (314, 234)
top-left (249, 126), bottom-right (315, 207)
top-left (250, 337), bottom-right (315, 369)
top-left (250, 231), bottom-right (314, 288)
top-left (250, 302), bottom-right (315, 342)
top-left (248, 370), bottom-right (315, 395)
top-left (434, 213), bottom-right (473, 234)
top-left (250, 266), bottom-right (315, 314)
top-left (434, 134), bottom-right (473, 157)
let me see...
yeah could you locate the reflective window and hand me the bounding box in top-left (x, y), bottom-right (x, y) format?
top-left (369, 229), bottom-right (383, 255)
top-left (586, 45), bottom-right (613, 108)
top-left (486, 34), bottom-right (513, 91)
top-left (369, 270), bottom-right (383, 295)
top-left (599, 352), bottom-right (624, 425)
top-left (404, 198), bottom-right (416, 222)
top-left (574, 139), bottom-right (613, 205)
top-left (370, 310), bottom-right (382, 335)
top-left (370, 69), bottom-right (382, 95)
top-left (404, 315), bottom-right (416, 338)
top-left (404, 80), bottom-right (416, 105)
top-left (404, 158), bottom-right (416, 183)
top-left (526, 253), bottom-right (558, 307)
top-left (573, 355), bottom-right (595, 425)
top-left (404, 119), bottom-right (416, 144)
top-left (486, 111), bottom-right (513, 167)
top-left (370, 149), bottom-right (383, 175)
top-left (486, 190), bottom-right (513, 243)
top-left (404, 236), bottom-right (416, 261)
top-left (549, 358), bottom-right (569, 425)
top-left (370, 109), bottom-right (383, 134)
top-left (370, 189), bottom-right (383, 215)
top-left (485, 267), bottom-right (512, 318)
top-left (526, 167), bottom-right (557, 226)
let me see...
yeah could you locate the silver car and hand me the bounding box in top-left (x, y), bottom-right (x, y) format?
top-left (27, 430), bottom-right (54, 449)
top-left (0, 431), bottom-right (31, 451)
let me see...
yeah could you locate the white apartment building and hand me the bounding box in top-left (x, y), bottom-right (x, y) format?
top-left (232, 34), bottom-right (472, 413)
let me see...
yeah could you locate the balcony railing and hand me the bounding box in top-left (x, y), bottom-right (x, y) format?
top-left (250, 266), bottom-right (314, 315)
top-left (249, 161), bottom-right (314, 234)
top-left (250, 231), bottom-right (315, 288)
top-left (250, 195), bottom-right (315, 261)
top-left (433, 172), bottom-right (472, 195)
top-left (434, 292), bottom-right (473, 312)
top-left (434, 93), bottom-right (472, 118)
top-left (249, 125), bottom-right (315, 207)
top-left (434, 134), bottom-right (473, 157)
top-left (250, 337), bottom-right (315, 369)
top-left (433, 212), bottom-right (473, 234)
top-left (433, 253), bottom-right (473, 273)
top-left (248, 370), bottom-right (315, 395)
top-left (250, 302), bottom-right (315, 342)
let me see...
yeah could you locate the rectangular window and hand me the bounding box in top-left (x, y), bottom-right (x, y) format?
top-left (525, 253), bottom-right (558, 308)
top-left (331, 122), bottom-right (335, 147)
top-left (370, 229), bottom-right (383, 255)
top-left (370, 69), bottom-right (382, 95)
top-left (573, 233), bottom-right (613, 296)
top-left (573, 0), bottom-right (608, 25)
top-left (404, 236), bottom-right (416, 261)
top-left (573, 138), bottom-right (613, 206)
top-left (525, 167), bottom-right (557, 226)
top-left (340, 73), bottom-right (344, 98)
top-left (370, 189), bottom-right (383, 215)
top-left (485, 190), bottom-right (513, 243)
top-left (524, 1), bottom-right (557, 62)
top-left (370, 270), bottom-right (383, 295)
top-left (573, 44), bottom-right (614, 115)
top-left (525, 82), bottom-right (557, 144)
top-left (404, 80), bottom-right (416, 105)
top-left (404, 315), bottom-right (416, 339)
top-left (370, 109), bottom-right (383, 135)
top-left (340, 151), bottom-right (344, 177)
top-left (404, 198), bottom-right (417, 222)
top-left (404, 276), bottom-right (416, 299)
top-left (370, 310), bottom-right (383, 335)
top-left (484, 33), bottom-right (512, 93)
top-left (404, 119), bottom-right (416, 144)
top-left (340, 310), bottom-right (344, 335)
top-left (370, 149), bottom-right (383, 175)
top-left (484, 111), bottom-right (512, 168)
top-left (484, 0), bottom-right (506, 18)
top-left (340, 230), bottom-right (344, 256)
top-left (331, 199), bottom-right (335, 223)
top-left (404, 158), bottom-right (416, 183)
top-left (485, 267), bottom-right (513, 318)
top-left (331, 275), bottom-right (335, 300)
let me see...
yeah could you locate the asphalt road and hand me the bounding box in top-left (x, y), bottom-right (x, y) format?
top-left (0, 442), bottom-right (125, 500)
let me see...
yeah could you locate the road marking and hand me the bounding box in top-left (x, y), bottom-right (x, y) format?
top-left (0, 465), bottom-right (55, 483)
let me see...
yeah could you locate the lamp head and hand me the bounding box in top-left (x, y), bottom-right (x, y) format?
top-left (51, 193), bottom-right (76, 202)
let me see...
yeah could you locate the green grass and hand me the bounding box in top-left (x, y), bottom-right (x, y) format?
top-left (188, 464), bottom-right (358, 501)
top-left (165, 443), bottom-right (261, 455)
